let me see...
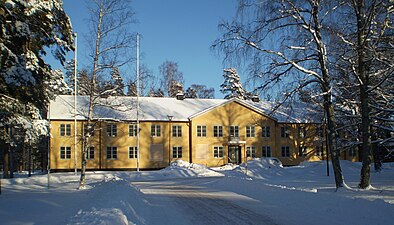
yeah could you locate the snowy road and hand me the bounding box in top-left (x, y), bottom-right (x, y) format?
top-left (132, 178), bottom-right (278, 225)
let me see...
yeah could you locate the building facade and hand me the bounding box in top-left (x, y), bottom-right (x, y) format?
top-left (49, 95), bottom-right (358, 171)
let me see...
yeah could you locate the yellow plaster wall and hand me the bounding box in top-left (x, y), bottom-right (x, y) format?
top-left (50, 120), bottom-right (190, 170)
top-left (190, 101), bottom-right (278, 167)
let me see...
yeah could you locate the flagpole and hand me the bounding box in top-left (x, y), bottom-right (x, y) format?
top-left (74, 32), bottom-right (78, 174)
top-left (136, 33), bottom-right (140, 172)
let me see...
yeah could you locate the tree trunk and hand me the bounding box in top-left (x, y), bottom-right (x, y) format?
top-left (3, 148), bottom-right (9, 178)
top-left (311, 2), bottom-right (345, 189)
top-left (324, 93), bottom-right (345, 188)
top-left (79, 3), bottom-right (103, 189)
top-left (355, 0), bottom-right (373, 189)
top-left (9, 146), bottom-right (14, 179)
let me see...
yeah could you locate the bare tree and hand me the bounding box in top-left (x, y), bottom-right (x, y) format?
top-left (79, 0), bottom-right (136, 189)
top-left (159, 60), bottom-right (184, 96)
top-left (187, 84), bottom-right (215, 99)
top-left (213, 0), bottom-right (346, 188)
top-left (332, 0), bottom-right (393, 188)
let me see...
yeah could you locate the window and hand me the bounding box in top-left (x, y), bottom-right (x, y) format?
top-left (213, 125), bottom-right (223, 137)
top-left (172, 146), bottom-right (183, 158)
top-left (299, 146), bottom-right (307, 157)
top-left (299, 126), bottom-right (306, 138)
top-left (107, 124), bottom-right (117, 137)
top-left (349, 148), bottom-right (357, 157)
top-left (262, 146), bottom-right (271, 157)
top-left (315, 146), bottom-right (323, 157)
top-left (229, 125), bottom-right (239, 137)
top-left (151, 124), bottom-right (161, 137)
top-left (262, 126), bottom-right (270, 138)
top-left (246, 126), bottom-right (255, 137)
top-left (60, 124), bottom-right (71, 136)
top-left (246, 146), bottom-right (256, 158)
top-left (129, 124), bottom-right (137, 137)
top-left (281, 126), bottom-right (290, 138)
top-left (172, 125), bottom-right (182, 137)
top-left (84, 124), bottom-right (94, 137)
top-left (281, 146), bottom-right (290, 157)
top-left (129, 146), bottom-right (138, 159)
top-left (213, 146), bottom-right (224, 158)
top-left (87, 146), bottom-right (95, 159)
top-left (60, 146), bottom-right (71, 159)
top-left (197, 125), bottom-right (206, 137)
top-left (106, 146), bottom-right (117, 159)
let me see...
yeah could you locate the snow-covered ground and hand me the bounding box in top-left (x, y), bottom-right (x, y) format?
top-left (1, 159), bottom-right (393, 225)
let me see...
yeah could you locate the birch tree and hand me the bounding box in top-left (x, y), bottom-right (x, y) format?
top-left (79, 0), bottom-right (136, 188)
top-left (159, 60), bottom-right (184, 96)
top-left (213, 0), bottom-right (346, 188)
top-left (332, 0), bottom-right (393, 188)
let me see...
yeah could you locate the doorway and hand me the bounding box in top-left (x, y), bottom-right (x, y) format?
top-left (228, 146), bottom-right (241, 164)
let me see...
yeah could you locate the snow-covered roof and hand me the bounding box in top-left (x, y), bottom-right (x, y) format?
top-left (49, 95), bottom-right (321, 123)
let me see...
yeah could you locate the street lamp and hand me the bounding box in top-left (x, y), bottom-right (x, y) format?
top-left (167, 115), bottom-right (173, 165)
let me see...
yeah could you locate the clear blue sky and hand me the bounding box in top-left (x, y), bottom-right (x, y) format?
top-left (61, 0), bottom-right (239, 98)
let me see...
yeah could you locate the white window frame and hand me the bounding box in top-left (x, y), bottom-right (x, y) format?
top-left (129, 146), bottom-right (138, 159)
top-left (107, 124), bottom-right (117, 137)
top-left (262, 126), bottom-right (270, 138)
top-left (60, 146), bottom-right (71, 159)
top-left (213, 125), bottom-right (223, 137)
top-left (229, 125), bottom-right (239, 137)
top-left (213, 146), bottom-right (224, 158)
top-left (87, 146), bottom-right (95, 159)
top-left (60, 124), bottom-right (71, 136)
top-left (281, 146), bottom-right (290, 157)
top-left (281, 126), bottom-right (290, 138)
top-left (172, 146), bottom-right (183, 158)
top-left (246, 146), bottom-right (256, 158)
top-left (197, 125), bottom-right (207, 137)
top-left (246, 126), bottom-right (255, 138)
top-left (172, 125), bottom-right (182, 137)
top-left (129, 124), bottom-right (137, 137)
top-left (262, 146), bottom-right (271, 157)
top-left (151, 124), bottom-right (161, 137)
top-left (106, 146), bottom-right (118, 159)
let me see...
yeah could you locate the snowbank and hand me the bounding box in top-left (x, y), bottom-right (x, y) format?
top-left (161, 160), bottom-right (224, 178)
top-left (68, 175), bottom-right (148, 225)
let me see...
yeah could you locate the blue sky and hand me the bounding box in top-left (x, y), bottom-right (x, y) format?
top-left (61, 0), bottom-right (239, 98)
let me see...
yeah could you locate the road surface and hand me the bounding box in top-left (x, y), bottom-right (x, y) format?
top-left (132, 178), bottom-right (279, 225)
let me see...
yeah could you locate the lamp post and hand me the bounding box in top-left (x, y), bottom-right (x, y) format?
top-left (167, 115), bottom-right (173, 165)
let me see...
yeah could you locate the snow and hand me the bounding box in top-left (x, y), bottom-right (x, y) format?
top-left (2, 159), bottom-right (393, 225)
top-left (50, 95), bottom-right (321, 123)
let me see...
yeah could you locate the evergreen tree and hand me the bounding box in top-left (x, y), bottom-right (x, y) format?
top-left (185, 87), bottom-right (198, 98)
top-left (127, 80), bottom-right (137, 96)
top-left (0, 0), bottom-right (73, 178)
top-left (110, 67), bottom-right (125, 96)
top-left (220, 68), bottom-right (246, 99)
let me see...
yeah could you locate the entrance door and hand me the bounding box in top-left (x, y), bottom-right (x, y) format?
top-left (228, 146), bottom-right (241, 164)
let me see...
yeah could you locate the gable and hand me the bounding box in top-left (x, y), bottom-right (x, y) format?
top-left (189, 99), bottom-right (277, 122)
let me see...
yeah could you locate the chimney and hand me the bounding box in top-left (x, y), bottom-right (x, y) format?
top-left (251, 95), bottom-right (260, 102)
top-left (176, 92), bottom-right (185, 100)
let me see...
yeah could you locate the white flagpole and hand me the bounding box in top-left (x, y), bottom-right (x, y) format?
top-left (136, 33), bottom-right (140, 172)
top-left (74, 33), bottom-right (78, 174)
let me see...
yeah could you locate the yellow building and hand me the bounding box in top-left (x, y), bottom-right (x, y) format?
top-left (49, 95), bottom-right (358, 171)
